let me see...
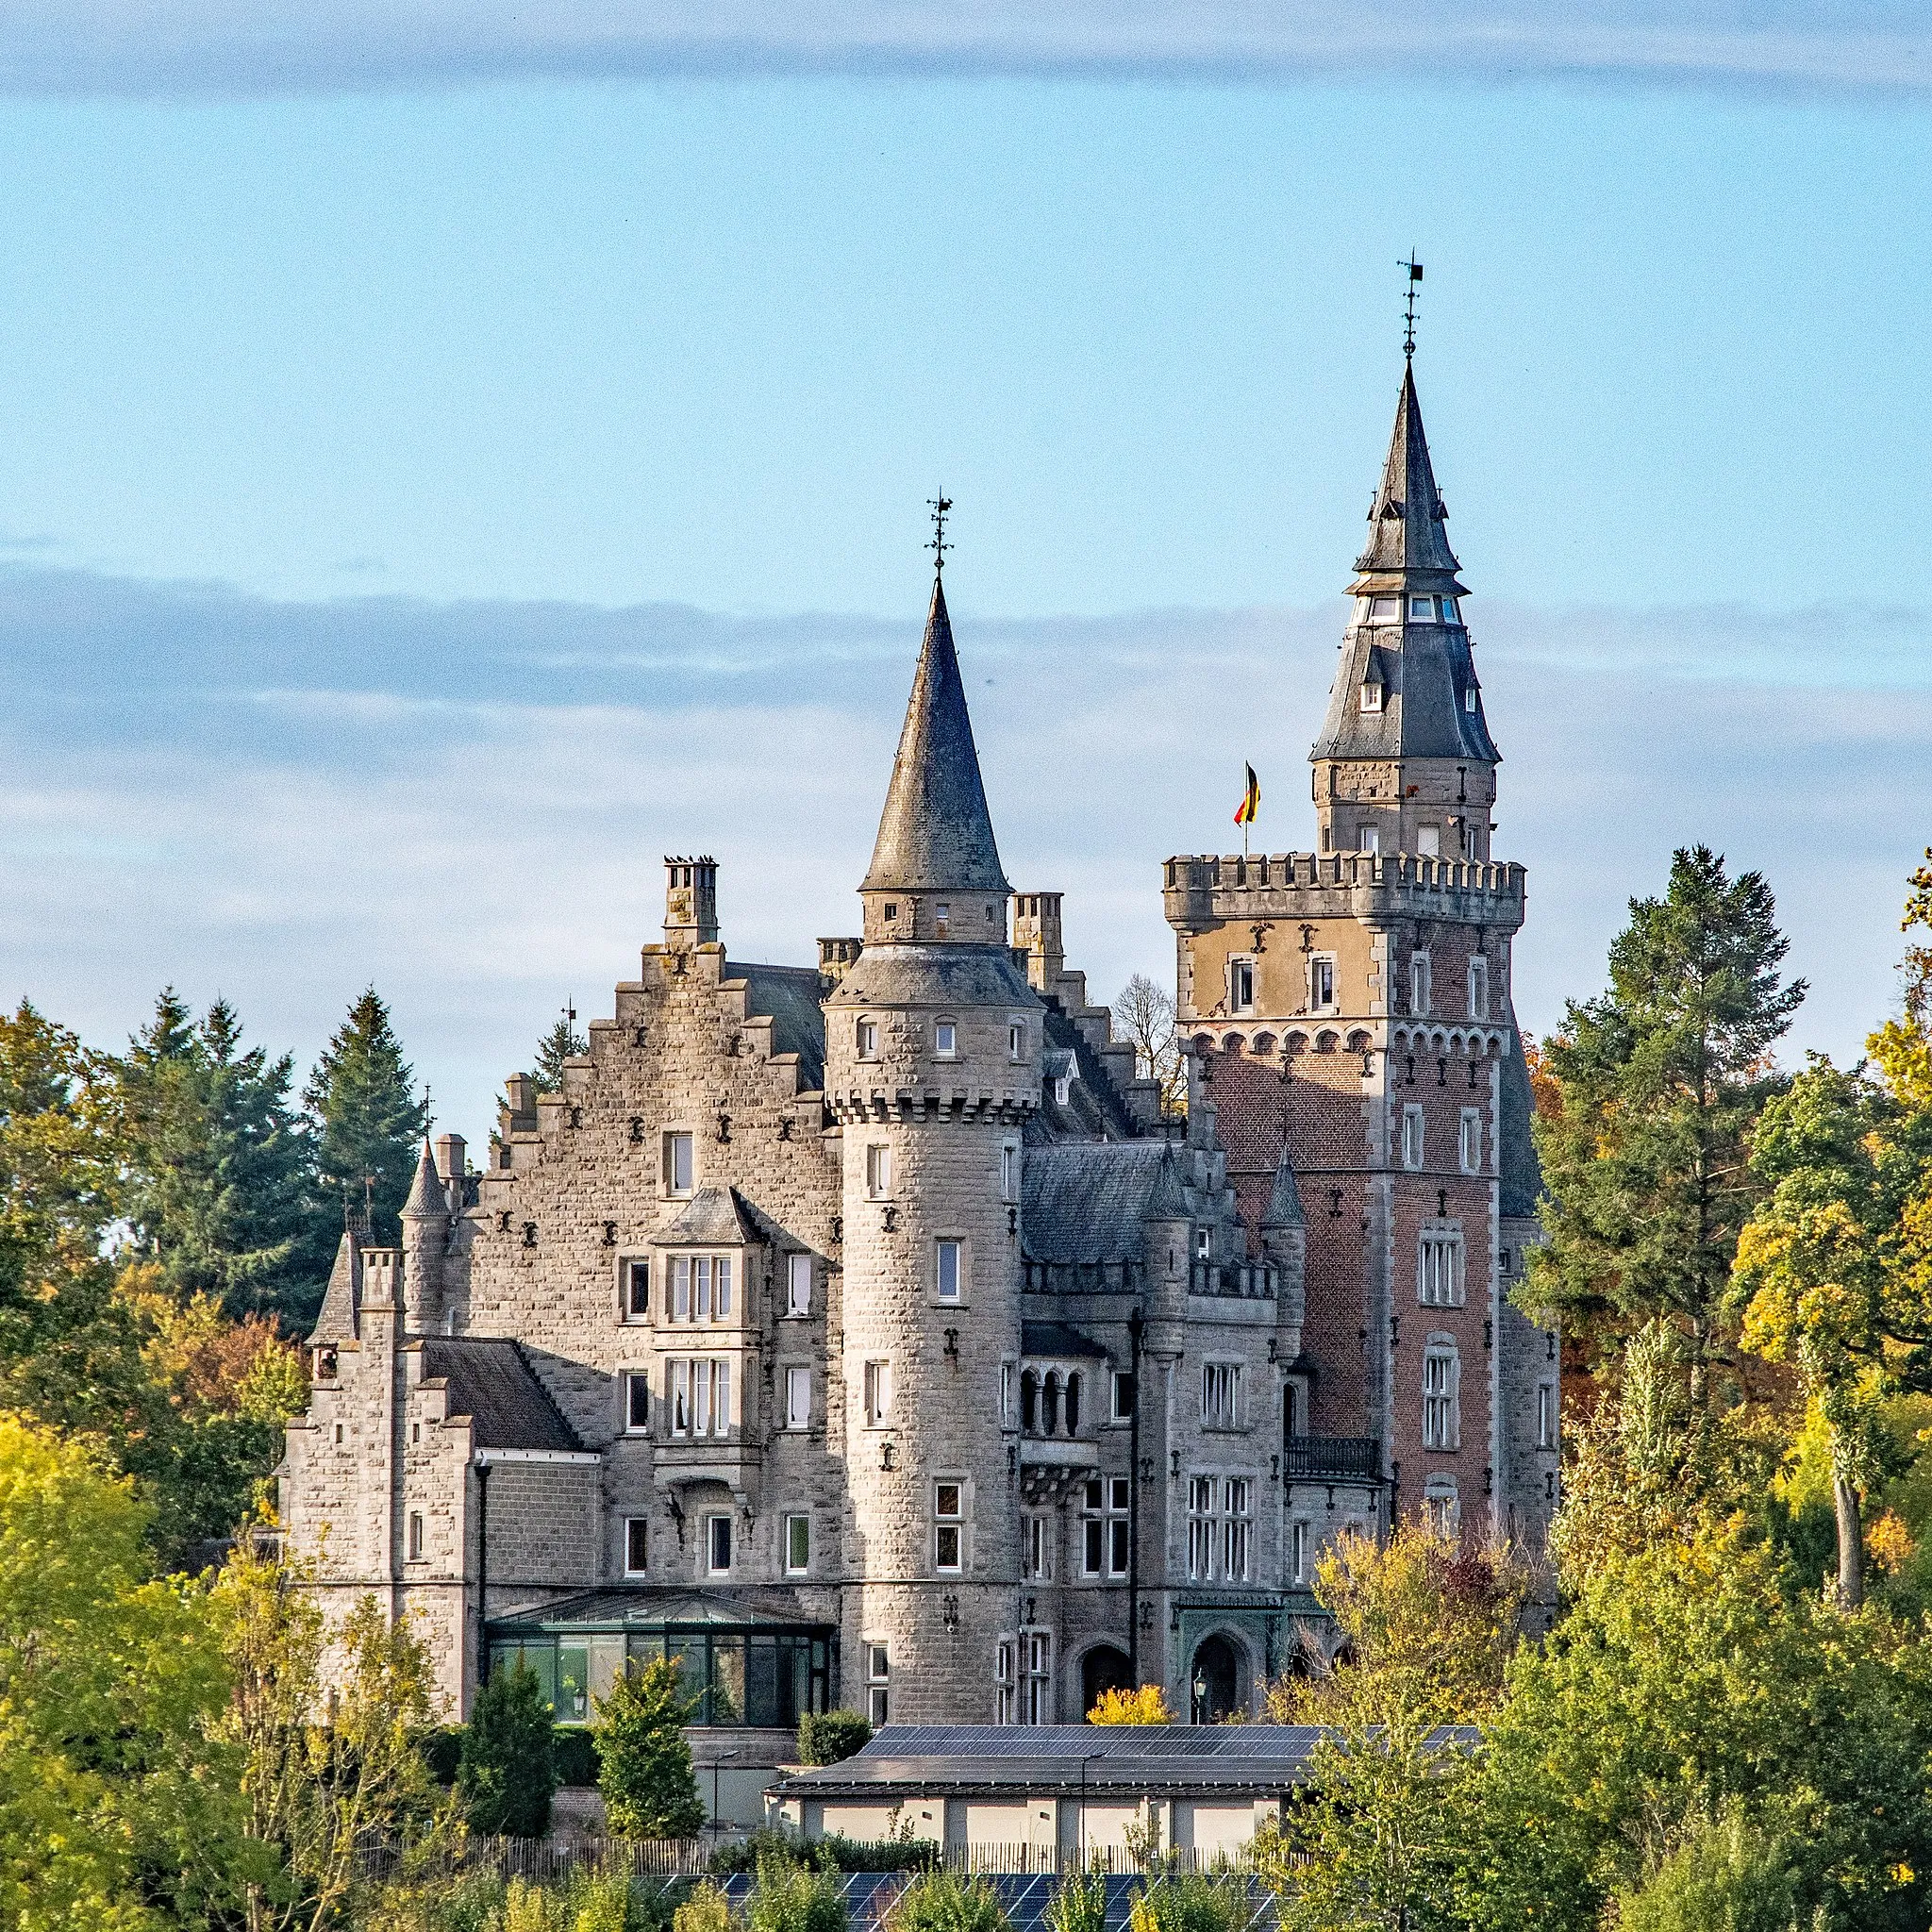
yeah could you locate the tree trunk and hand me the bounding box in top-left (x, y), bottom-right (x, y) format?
top-left (1834, 1472), bottom-right (1864, 1610)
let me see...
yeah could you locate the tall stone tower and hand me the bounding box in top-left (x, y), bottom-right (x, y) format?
top-left (824, 569), bottom-right (1041, 1723)
top-left (1164, 352), bottom-right (1555, 1555)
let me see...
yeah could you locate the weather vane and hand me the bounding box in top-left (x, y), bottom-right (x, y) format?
top-left (1400, 256), bottom-right (1424, 361)
top-left (927, 491), bottom-right (953, 575)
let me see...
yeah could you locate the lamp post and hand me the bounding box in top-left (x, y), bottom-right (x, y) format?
top-left (710, 1746), bottom-right (741, 1837)
top-left (1077, 1750), bottom-right (1104, 1870)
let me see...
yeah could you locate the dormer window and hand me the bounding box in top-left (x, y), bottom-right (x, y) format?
top-left (1441, 597), bottom-right (1459, 623)
top-left (1409, 595), bottom-right (1435, 621)
top-left (1369, 595), bottom-right (1400, 624)
top-left (1358, 681), bottom-right (1383, 713)
top-left (1464, 688), bottom-right (1478, 713)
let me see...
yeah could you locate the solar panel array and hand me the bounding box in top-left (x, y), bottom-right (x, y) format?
top-left (868, 1726), bottom-right (1323, 1762)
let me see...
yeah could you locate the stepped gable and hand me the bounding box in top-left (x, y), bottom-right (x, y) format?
top-left (860, 575), bottom-right (1010, 895)
top-left (728, 960), bottom-right (826, 1091)
top-left (416, 1337), bottom-right (584, 1452)
top-left (1033, 1000), bottom-right (1141, 1141)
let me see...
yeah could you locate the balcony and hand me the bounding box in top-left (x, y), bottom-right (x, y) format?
top-left (1018, 1435), bottom-right (1100, 1503)
top-left (1283, 1436), bottom-right (1382, 1482)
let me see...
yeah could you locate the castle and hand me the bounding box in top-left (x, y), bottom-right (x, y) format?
top-left (280, 354), bottom-right (1554, 1800)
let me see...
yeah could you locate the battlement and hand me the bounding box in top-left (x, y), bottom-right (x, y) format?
top-left (1162, 849), bottom-right (1525, 930)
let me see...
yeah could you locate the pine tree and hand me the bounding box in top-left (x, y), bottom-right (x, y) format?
top-left (1521, 847), bottom-right (1806, 1406)
top-left (530, 1011), bottom-right (588, 1095)
top-left (118, 991), bottom-right (325, 1324)
top-left (304, 989), bottom-right (429, 1248)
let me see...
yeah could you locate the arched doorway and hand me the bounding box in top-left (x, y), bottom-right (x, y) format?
top-left (1190, 1634), bottom-right (1241, 1724)
top-left (1080, 1644), bottom-right (1132, 1720)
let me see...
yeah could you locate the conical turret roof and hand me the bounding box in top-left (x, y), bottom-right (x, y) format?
top-left (861, 576), bottom-right (1009, 895)
top-left (402, 1140), bottom-right (445, 1219)
top-left (1353, 361), bottom-right (1463, 587)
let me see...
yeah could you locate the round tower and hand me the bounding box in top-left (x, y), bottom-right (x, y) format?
top-left (824, 567), bottom-right (1040, 1724)
top-left (400, 1138), bottom-right (449, 1332)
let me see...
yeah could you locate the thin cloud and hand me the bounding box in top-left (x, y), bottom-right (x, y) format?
top-left (0, 2), bottom-right (1929, 98)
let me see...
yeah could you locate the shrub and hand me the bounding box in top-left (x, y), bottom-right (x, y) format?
top-left (1126, 1874), bottom-right (1244, 1932)
top-left (1044, 1866), bottom-right (1108, 1932)
top-left (797, 1710), bottom-right (874, 1766)
top-left (460, 1658), bottom-right (560, 1839)
top-left (890, 1870), bottom-right (1011, 1932)
top-left (746, 1845), bottom-right (848, 1932)
top-left (674, 1880), bottom-right (735, 1932)
top-left (420, 1724), bottom-right (466, 1785)
top-left (1613, 1806), bottom-right (1805, 1932)
top-left (597, 1657), bottom-right (707, 1840)
top-left (1088, 1686), bottom-right (1174, 1725)
top-left (564, 1869), bottom-right (636, 1932)
top-left (555, 1725), bottom-right (602, 1789)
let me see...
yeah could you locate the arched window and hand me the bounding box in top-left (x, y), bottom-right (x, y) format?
top-left (1020, 1370), bottom-right (1038, 1435)
top-left (1064, 1373), bottom-right (1082, 1436)
top-left (1043, 1373), bottom-right (1061, 1437)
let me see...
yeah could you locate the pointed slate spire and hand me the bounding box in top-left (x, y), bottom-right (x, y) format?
top-left (309, 1229), bottom-right (362, 1341)
top-left (1353, 361), bottom-right (1462, 584)
top-left (402, 1140), bottom-right (446, 1220)
top-left (1262, 1141), bottom-right (1305, 1230)
top-left (861, 575), bottom-right (1010, 895)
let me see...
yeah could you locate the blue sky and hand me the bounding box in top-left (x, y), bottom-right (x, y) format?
top-left (1, 7), bottom-right (1928, 1137)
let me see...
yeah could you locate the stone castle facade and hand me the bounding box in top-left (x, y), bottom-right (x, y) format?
top-left (280, 358), bottom-right (1555, 1782)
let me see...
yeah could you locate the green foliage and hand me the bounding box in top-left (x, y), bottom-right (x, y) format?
top-left (1613, 1803), bottom-right (1808, 1932)
top-left (595, 1657), bottom-right (707, 1840)
top-left (532, 1014), bottom-right (589, 1095)
top-left (1524, 845), bottom-right (1805, 1398)
top-left (460, 1660), bottom-right (559, 1839)
top-left (889, 1869), bottom-right (1011, 1932)
top-left (555, 1723), bottom-right (602, 1787)
top-left (1044, 1866), bottom-right (1108, 1932)
top-left (0, 1407), bottom-right (246, 1929)
top-left (745, 1844), bottom-right (848, 1932)
top-left (1127, 1875), bottom-right (1245, 1932)
top-left (118, 989), bottom-right (327, 1324)
top-left (305, 985), bottom-right (430, 1246)
top-left (797, 1708), bottom-right (873, 1765)
top-left (710, 1830), bottom-right (936, 1877)
top-left (674, 1881), bottom-right (735, 1932)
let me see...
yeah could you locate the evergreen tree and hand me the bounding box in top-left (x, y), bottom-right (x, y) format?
top-left (594, 1656), bottom-right (705, 1839)
top-left (304, 988), bottom-right (429, 1248)
top-left (530, 1010), bottom-right (588, 1095)
top-left (458, 1659), bottom-right (558, 1839)
top-left (119, 991), bottom-right (325, 1324)
top-left (1521, 846), bottom-right (1806, 1405)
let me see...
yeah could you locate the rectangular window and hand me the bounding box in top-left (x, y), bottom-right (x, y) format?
top-left (858, 1019), bottom-right (878, 1058)
top-left (408, 1510), bottom-right (425, 1561)
top-left (1358, 681), bottom-right (1382, 712)
top-left (1188, 1475), bottom-right (1216, 1581)
top-left (1358, 824), bottom-right (1379, 854)
top-left (1310, 957), bottom-right (1336, 1008)
top-left (1410, 954), bottom-right (1431, 1015)
top-left (1111, 1371), bottom-right (1136, 1422)
top-left (1402, 1105), bottom-right (1425, 1171)
top-left (665, 1132), bottom-right (693, 1195)
top-left (625, 1516), bottom-right (649, 1575)
top-left (1369, 594), bottom-right (1400, 622)
top-left (667, 1254), bottom-right (728, 1322)
top-left (1424, 1351), bottom-right (1459, 1451)
top-left (1008, 1022), bottom-right (1025, 1061)
top-left (1538, 1383), bottom-right (1557, 1450)
top-left (672, 1257), bottom-right (691, 1322)
top-left (714, 1257), bottom-right (732, 1318)
top-left (1021, 1631), bottom-right (1053, 1724)
top-left (1419, 1231), bottom-right (1465, 1307)
top-left (1459, 1109), bottom-right (1482, 1174)
top-left (935, 1020), bottom-right (957, 1058)
top-left (1291, 1520), bottom-right (1309, 1586)
top-left (1109, 1517), bottom-right (1130, 1577)
top-left (1224, 1476), bottom-right (1251, 1582)
top-left (1468, 957), bottom-right (1490, 1019)
top-left (936, 1239), bottom-right (962, 1303)
top-left (1425, 1482), bottom-right (1460, 1537)
top-left (1202, 1361), bottom-right (1242, 1429)
top-left (934, 1482), bottom-right (964, 1572)
top-left (1410, 594), bottom-right (1435, 620)
top-left (669, 1360), bottom-right (729, 1437)
top-left (1025, 1514), bottom-right (1052, 1580)
top-left (625, 1258), bottom-right (650, 1320)
top-left (785, 1365), bottom-right (811, 1430)
top-left (625, 1371), bottom-right (650, 1433)
top-left (1000, 1141), bottom-right (1019, 1204)
top-left (671, 1359), bottom-right (691, 1435)
top-left (786, 1513), bottom-right (810, 1574)
top-left (866, 1144), bottom-right (891, 1199)
top-left (1464, 686), bottom-right (1478, 713)
top-left (786, 1253), bottom-right (812, 1317)
top-left (867, 1644), bottom-right (889, 1727)
top-left (1418, 824), bottom-right (1441, 857)
top-left (864, 1358), bottom-right (893, 1425)
top-left (1083, 1518), bottom-right (1104, 1577)
top-left (1230, 958), bottom-right (1255, 1011)
top-left (706, 1513), bottom-right (732, 1575)
top-left (1000, 1360), bottom-right (1014, 1422)
top-left (934, 902), bottom-right (950, 932)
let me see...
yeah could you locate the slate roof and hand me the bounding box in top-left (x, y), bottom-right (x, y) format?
top-left (651, 1187), bottom-right (758, 1247)
top-left (417, 1338), bottom-right (585, 1452)
top-left (1353, 361), bottom-right (1463, 585)
top-left (861, 576), bottom-right (1010, 895)
top-left (1021, 1319), bottom-right (1109, 1359)
top-left (826, 946), bottom-right (1038, 1011)
top-left (1263, 1146), bottom-right (1306, 1228)
top-left (1036, 1003), bottom-right (1141, 1141)
top-left (309, 1230), bottom-right (361, 1342)
top-left (732, 961), bottom-right (826, 1091)
top-left (1022, 1141), bottom-right (1188, 1267)
top-left (402, 1141), bottom-right (446, 1219)
top-left (1499, 1036), bottom-right (1544, 1219)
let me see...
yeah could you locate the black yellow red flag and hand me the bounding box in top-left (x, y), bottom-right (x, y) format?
top-left (1234, 763), bottom-right (1260, 826)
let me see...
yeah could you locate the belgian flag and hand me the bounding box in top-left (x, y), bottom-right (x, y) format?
top-left (1234, 763), bottom-right (1260, 827)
